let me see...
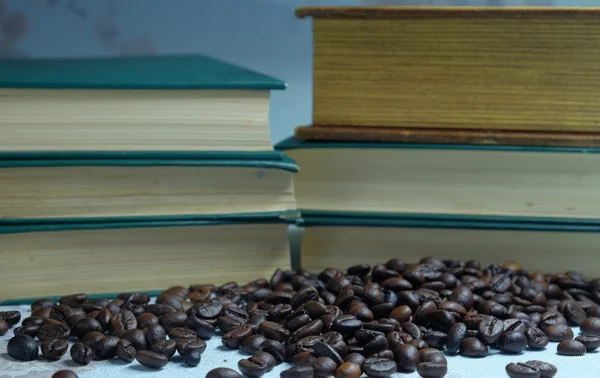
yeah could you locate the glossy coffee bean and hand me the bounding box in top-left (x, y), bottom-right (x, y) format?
top-left (506, 362), bottom-right (541, 378)
top-left (477, 316), bottom-right (503, 344)
top-left (280, 366), bottom-right (315, 378)
top-left (222, 325), bottom-right (253, 349)
top-left (0, 311), bottom-right (21, 327)
top-left (543, 324), bottom-right (573, 342)
top-left (393, 344), bottom-right (419, 372)
top-left (575, 334), bottom-right (600, 352)
top-left (525, 360), bottom-right (557, 378)
top-left (238, 351), bottom-right (276, 377)
top-left (525, 327), bottom-right (549, 349)
top-left (206, 367), bottom-right (243, 378)
top-left (41, 339), bottom-right (68, 360)
top-left (0, 319), bottom-right (8, 336)
top-left (556, 340), bottom-right (586, 355)
top-left (446, 322), bottom-right (467, 354)
top-left (136, 350), bottom-right (169, 369)
top-left (459, 337), bottom-right (488, 357)
top-left (361, 357), bottom-right (397, 378)
top-left (335, 362), bottom-right (361, 378)
top-left (261, 339), bottom-right (285, 362)
top-left (70, 342), bottom-right (93, 365)
top-left (580, 317), bottom-right (600, 336)
top-left (116, 339), bottom-right (136, 362)
top-left (344, 352), bottom-right (365, 366)
top-left (242, 334), bottom-right (267, 354)
top-left (51, 370), bottom-right (79, 378)
top-left (7, 334), bottom-right (38, 361)
top-left (94, 336), bottom-right (120, 359)
top-left (151, 339), bottom-right (177, 360)
top-left (419, 348), bottom-right (447, 364)
top-left (416, 362), bottom-right (448, 378)
top-left (499, 330), bottom-right (528, 353)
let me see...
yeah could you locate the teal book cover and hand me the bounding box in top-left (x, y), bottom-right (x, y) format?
top-left (0, 54), bottom-right (286, 90)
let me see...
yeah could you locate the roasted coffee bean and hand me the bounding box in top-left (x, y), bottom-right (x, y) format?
top-left (206, 367), bottom-right (243, 378)
top-left (477, 316), bottom-right (503, 344)
top-left (539, 312), bottom-right (567, 328)
top-left (504, 319), bottom-right (528, 334)
top-left (13, 325), bottom-right (40, 338)
top-left (221, 325), bottom-right (253, 349)
top-left (145, 324), bottom-right (167, 346)
top-left (109, 309), bottom-right (137, 337)
top-left (419, 348), bottom-right (447, 364)
top-left (70, 342), bottom-right (93, 365)
top-left (0, 319), bottom-right (8, 336)
top-left (557, 339), bottom-right (586, 355)
top-left (41, 339), bottom-right (68, 360)
top-left (151, 339), bottom-right (177, 360)
top-left (168, 326), bottom-right (197, 340)
top-left (72, 317), bottom-right (102, 339)
top-left (543, 323), bottom-right (574, 342)
top-left (499, 330), bottom-right (528, 353)
top-left (446, 322), bottom-right (467, 354)
top-left (393, 344), bottom-right (420, 372)
top-left (7, 334), bottom-right (38, 361)
top-left (506, 362), bottom-right (541, 378)
top-left (259, 321), bottom-right (291, 341)
top-left (94, 336), bottom-right (120, 359)
top-left (459, 337), bottom-right (488, 357)
top-left (525, 327), bottom-right (549, 349)
top-left (363, 334), bottom-right (390, 356)
top-left (575, 334), bottom-right (600, 351)
top-left (51, 370), bottom-right (79, 378)
top-left (242, 334), bottom-right (268, 354)
top-left (32, 298), bottom-right (56, 310)
top-left (261, 339), bottom-right (285, 362)
top-left (281, 366), bottom-right (315, 378)
top-left (116, 339), bottom-right (136, 362)
top-left (416, 362), bottom-right (448, 378)
top-left (292, 351), bottom-right (317, 367)
top-left (81, 331), bottom-right (104, 348)
top-left (291, 320), bottom-right (324, 343)
top-left (136, 350), bottom-right (169, 369)
top-left (344, 352), bottom-right (365, 365)
top-left (22, 316), bottom-right (44, 327)
top-left (332, 315), bottom-right (363, 336)
top-left (580, 317), bottom-right (600, 336)
top-left (136, 312), bottom-right (158, 329)
top-left (313, 356), bottom-right (337, 377)
top-left (238, 351), bottom-right (276, 377)
top-left (313, 341), bottom-right (344, 366)
top-left (184, 349), bottom-right (202, 367)
top-left (0, 310), bottom-right (21, 327)
top-left (335, 362), bottom-right (361, 378)
top-left (37, 319), bottom-right (71, 341)
top-left (525, 361), bottom-right (557, 378)
top-left (562, 301), bottom-right (587, 325)
top-left (409, 338), bottom-right (429, 350)
top-left (422, 330), bottom-right (447, 349)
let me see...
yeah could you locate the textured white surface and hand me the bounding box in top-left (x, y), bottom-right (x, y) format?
top-left (1, 303), bottom-right (599, 378)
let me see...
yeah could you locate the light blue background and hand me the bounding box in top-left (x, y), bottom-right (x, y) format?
top-left (4, 0), bottom-right (594, 144)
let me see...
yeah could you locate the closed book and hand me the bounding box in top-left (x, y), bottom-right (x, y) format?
top-left (277, 136), bottom-right (600, 222)
top-left (0, 155), bottom-right (297, 223)
top-left (0, 54), bottom-right (285, 154)
top-left (0, 218), bottom-right (291, 301)
top-left (298, 213), bottom-right (600, 279)
top-left (297, 6), bottom-right (600, 134)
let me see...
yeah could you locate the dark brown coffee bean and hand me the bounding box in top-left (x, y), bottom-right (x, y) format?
top-left (145, 324), bottom-right (167, 346)
top-left (292, 351), bottom-right (317, 367)
top-left (0, 319), bottom-right (8, 336)
top-left (446, 322), bottom-right (467, 354)
top-left (525, 327), bottom-right (549, 349)
top-left (221, 325), bottom-right (252, 349)
top-left (580, 317), bottom-right (600, 336)
top-left (417, 362), bottom-right (448, 378)
top-left (344, 352), bottom-right (365, 365)
top-left (459, 337), bottom-right (488, 357)
top-left (335, 362), bottom-right (361, 378)
top-left (312, 356), bottom-right (337, 377)
top-left (93, 336), bottom-right (120, 359)
top-left (499, 330), bottom-right (528, 353)
top-left (116, 339), bottom-right (136, 362)
top-left (557, 339), bottom-right (586, 355)
top-left (207, 367), bottom-right (243, 378)
top-left (477, 316), bottom-right (503, 344)
top-left (389, 305), bottom-right (412, 323)
top-left (525, 360), bottom-right (557, 378)
top-left (51, 370), bottom-right (79, 378)
top-left (72, 317), bottom-right (102, 339)
top-left (281, 366), bottom-right (315, 378)
top-left (241, 334), bottom-right (268, 354)
top-left (363, 334), bottom-right (390, 356)
top-left (419, 348), bottom-right (447, 364)
top-left (238, 352), bottom-right (276, 377)
top-left (151, 339), bottom-right (177, 360)
top-left (543, 323), bottom-right (574, 342)
top-left (38, 319), bottom-right (71, 341)
top-left (167, 326), bottom-right (197, 341)
top-left (332, 315), bottom-right (363, 336)
top-left (136, 350), bottom-right (168, 369)
top-left (540, 311), bottom-right (567, 328)
top-left (409, 338), bottom-right (429, 350)
top-left (313, 341), bottom-right (344, 366)
top-left (70, 342), bottom-right (93, 365)
top-left (422, 330), bottom-right (447, 350)
top-left (0, 311), bottom-right (21, 327)
top-left (32, 298), bottom-right (56, 310)
top-left (110, 309), bottom-right (137, 337)
top-left (393, 343), bottom-right (419, 372)
top-left (13, 325), bottom-right (40, 338)
top-left (22, 316), bottom-right (44, 327)
top-left (506, 362), bottom-right (541, 378)
top-left (79, 331), bottom-right (103, 348)
top-left (259, 321), bottom-right (291, 341)
top-left (7, 334), bottom-right (38, 361)
top-left (136, 312), bottom-right (158, 329)
top-left (562, 301), bottom-right (587, 325)
top-left (41, 339), bottom-right (68, 360)
top-left (575, 334), bottom-right (600, 352)
top-left (261, 339), bottom-right (285, 362)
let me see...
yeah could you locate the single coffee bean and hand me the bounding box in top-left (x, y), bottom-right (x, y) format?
top-left (151, 339), bottom-right (177, 360)
top-left (0, 319), bottom-right (8, 336)
top-left (575, 334), bottom-right (600, 352)
top-left (13, 325), bottom-right (40, 338)
top-left (362, 357), bottom-right (397, 378)
top-left (242, 334), bottom-right (267, 354)
top-left (259, 321), bottom-right (291, 342)
top-left (557, 339), bottom-right (586, 355)
top-left (313, 356), bottom-right (338, 378)
top-left (167, 326), bottom-right (197, 341)
top-left (292, 351), bottom-right (317, 367)
top-left (393, 344), bottom-right (420, 372)
top-left (70, 342), bottom-right (93, 365)
top-left (499, 330), bottom-right (528, 353)
top-left (37, 319), bottom-right (71, 341)
top-left (72, 317), bottom-right (102, 339)
top-left (419, 348), bottom-right (447, 364)
top-left (137, 312), bottom-right (159, 329)
top-left (81, 331), bottom-right (104, 348)
top-left (7, 334), bottom-right (38, 361)
top-left (261, 339), bottom-right (285, 362)
top-left (446, 322), bottom-right (467, 354)
top-left (525, 361), bottom-right (557, 378)
top-left (477, 316), bottom-right (503, 344)
top-left (136, 350), bottom-right (169, 369)
top-left (281, 366), bottom-right (315, 378)
top-left (206, 367), bottom-right (243, 378)
top-left (222, 325), bottom-right (253, 349)
top-left (116, 339), bottom-right (136, 362)
top-left (562, 301), bottom-right (587, 325)
top-left (506, 362), bottom-right (541, 378)
top-left (543, 324), bottom-right (574, 342)
top-left (184, 349), bottom-right (202, 367)
top-left (313, 341), bottom-right (344, 366)
top-left (0, 310), bottom-right (21, 327)
top-left (51, 370), bottom-right (79, 378)
top-left (580, 317), bottom-right (600, 336)
top-left (459, 337), bottom-right (488, 357)
top-left (335, 362), bottom-right (361, 378)
top-left (238, 352), bottom-right (276, 378)
top-left (344, 352), bottom-right (365, 366)
top-left (41, 339), bottom-right (69, 360)
top-left (93, 336), bottom-right (120, 359)
top-left (525, 327), bottom-right (549, 349)
top-left (409, 338), bottom-right (429, 350)
top-left (416, 362), bottom-right (448, 378)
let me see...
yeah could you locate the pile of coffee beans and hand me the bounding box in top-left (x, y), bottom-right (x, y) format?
top-left (2, 257), bottom-right (600, 377)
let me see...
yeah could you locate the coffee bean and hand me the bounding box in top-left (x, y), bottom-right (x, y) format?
top-left (557, 339), bottom-right (586, 355)
top-left (525, 327), bottom-right (549, 349)
top-left (332, 315), bottom-right (363, 336)
top-left (241, 334), bottom-right (267, 354)
top-left (238, 351), bottom-right (276, 377)
top-left (525, 360), bottom-right (557, 378)
top-left (7, 334), bottom-right (38, 361)
top-left (136, 350), bottom-right (169, 369)
top-left (506, 362), bottom-right (541, 378)
top-left (184, 349), bottom-right (202, 367)
top-left (51, 370), bottom-right (79, 378)
top-left (499, 330), bottom-right (528, 353)
top-left (335, 362), bottom-right (361, 378)
top-left (344, 352), bottom-right (365, 366)
top-left (259, 321), bottom-right (291, 341)
top-left (37, 319), bottom-right (71, 341)
top-left (72, 317), bottom-right (102, 339)
top-left (580, 317), bottom-right (600, 336)
top-left (41, 339), bottom-right (68, 360)
top-left (13, 325), bottom-right (40, 338)
top-left (477, 316), bottom-right (503, 344)
top-left (81, 331), bottom-right (104, 348)
top-left (94, 336), bottom-right (120, 359)
top-left (0, 310), bottom-right (21, 327)
top-left (543, 324), bottom-right (574, 342)
top-left (459, 337), bottom-right (488, 357)
top-left (145, 324), bottom-right (167, 346)
top-left (281, 366), bottom-right (315, 378)
top-left (151, 339), bottom-right (177, 360)
top-left (292, 351), bottom-right (317, 367)
top-left (575, 334), bottom-right (600, 352)
top-left (0, 319), bottom-right (8, 336)
top-left (206, 367), bottom-right (243, 378)
top-left (392, 343), bottom-right (419, 372)
top-left (446, 322), bottom-right (467, 354)
top-left (116, 339), bottom-right (136, 362)
top-left (562, 301), bottom-right (587, 325)
top-left (313, 356), bottom-right (337, 378)
top-left (416, 362), bottom-right (448, 378)
top-left (261, 339), bottom-right (285, 362)
top-left (70, 342), bottom-right (93, 365)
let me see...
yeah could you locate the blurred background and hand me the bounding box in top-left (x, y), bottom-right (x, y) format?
top-left (3, 0), bottom-right (588, 145)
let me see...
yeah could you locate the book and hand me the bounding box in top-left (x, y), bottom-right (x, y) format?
top-left (0, 54), bottom-right (285, 154)
top-left (296, 6), bottom-right (600, 134)
top-left (298, 213), bottom-right (600, 279)
top-left (0, 155), bottom-right (297, 223)
top-left (276, 136), bottom-right (600, 222)
top-left (0, 218), bottom-right (291, 301)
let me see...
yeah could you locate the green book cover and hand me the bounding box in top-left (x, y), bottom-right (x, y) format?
top-left (0, 54), bottom-right (286, 90)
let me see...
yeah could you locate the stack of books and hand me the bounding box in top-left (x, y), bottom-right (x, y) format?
top-left (278, 6), bottom-right (600, 278)
top-left (0, 54), bottom-right (296, 302)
